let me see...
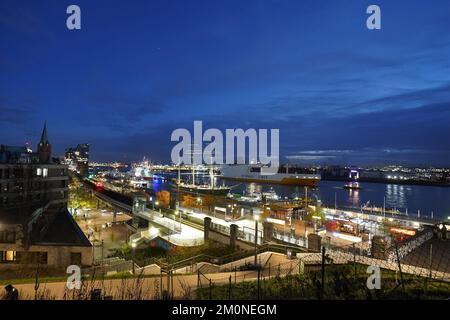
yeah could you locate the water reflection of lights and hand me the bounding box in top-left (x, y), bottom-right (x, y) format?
top-left (246, 183), bottom-right (262, 195)
top-left (347, 188), bottom-right (360, 206)
top-left (385, 184), bottom-right (409, 209)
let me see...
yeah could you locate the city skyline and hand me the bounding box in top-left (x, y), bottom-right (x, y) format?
top-left (0, 0), bottom-right (449, 166)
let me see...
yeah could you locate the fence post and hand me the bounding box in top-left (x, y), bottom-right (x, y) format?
top-left (228, 275), bottom-right (232, 300)
top-left (320, 246), bottom-right (326, 300)
top-left (209, 279), bottom-right (212, 300)
top-left (353, 243), bottom-right (357, 280)
top-left (160, 269), bottom-right (163, 299)
top-left (394, 243), bottom-right (406, 295)
top-left (257, 267), bottom-right (261, 300)
top-left (171, 269), bottom-right (174, 299)
top-left (428, 244), bottom-right (433, 279)
top-left (268, 263), bottom-right (271, 280)
top-left (197, 270), bottom-right (200, 289)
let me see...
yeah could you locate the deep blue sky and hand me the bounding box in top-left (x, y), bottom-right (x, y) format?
top-left (1, 0), bottom-right (449, 166)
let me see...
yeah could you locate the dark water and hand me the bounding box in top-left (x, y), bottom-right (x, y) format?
top-left (151, 173), bottom-right (450, 220)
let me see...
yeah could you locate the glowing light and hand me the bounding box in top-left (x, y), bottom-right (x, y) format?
top-left (390, 228), bottom-right (416, 236)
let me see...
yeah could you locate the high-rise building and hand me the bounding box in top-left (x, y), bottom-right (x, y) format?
top-left (0, 123), bottom-right (92, 269)
top-left (65, 143), bottom-right (90, 176)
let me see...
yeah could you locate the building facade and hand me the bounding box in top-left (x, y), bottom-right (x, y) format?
top-left (64, 143), bottom-right (90, 177)
top-left (0, 124), bottom-right (92, 270)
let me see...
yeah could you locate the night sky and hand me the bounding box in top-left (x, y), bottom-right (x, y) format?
top-left (1, 0), bottom-right (449, 166)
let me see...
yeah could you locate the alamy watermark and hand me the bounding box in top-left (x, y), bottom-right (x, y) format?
top-left (66, 265), bottom-right (81, 290)
top-left (366, 265), bottom-right (381, 290)
top-left (171, 121), bottom-right (280, 175)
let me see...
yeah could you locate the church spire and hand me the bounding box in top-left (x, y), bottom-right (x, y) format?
top-left (38, 122), bottom-right (51, 163)
top-left (40, 122), bottom-right (49, 144)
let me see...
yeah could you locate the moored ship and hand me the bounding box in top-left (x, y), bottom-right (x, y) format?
top-left (220, 164), bottom-right (321, 187)
top-left (171, 163), bottom-right (231, 196)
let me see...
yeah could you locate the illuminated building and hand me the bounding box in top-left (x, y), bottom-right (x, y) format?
top-left (65, 143), bottom-right (90, 176)
top-left (0, 124), bottom-right (92, 269)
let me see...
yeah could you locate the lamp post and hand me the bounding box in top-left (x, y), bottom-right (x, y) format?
top-left (254, 214), bottom-right (260, 266)
top-left (131, 242), bottom-right (137, 275)
top-left (334, 192), bottom-right (337, 210)
top-left (149, 196), bottom-right (154, 209)
top-left (177, 210), bottom-right (182, 232)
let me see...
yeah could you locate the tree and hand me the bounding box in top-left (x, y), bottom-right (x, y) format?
top-left (182, 194), bottom-right (195, 207)
top-left (305, 203), bottom-right (325, 223)
top-left (325, 220), bottom-right (338, 232)
top-left (156, 190), bottom-right (171, 208)
top-left (202, 195), bottom-right (215, 213)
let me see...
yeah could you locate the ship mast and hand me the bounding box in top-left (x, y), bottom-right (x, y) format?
top-left (178, 160), bottom-right (181, 184)
top-left (209, 156), bottom-right (214, 190)
top-left (191, 142), bottom-right (195, 186)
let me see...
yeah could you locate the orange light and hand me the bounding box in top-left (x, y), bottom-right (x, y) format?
top-left (390, 228), bottom-right (416, 236)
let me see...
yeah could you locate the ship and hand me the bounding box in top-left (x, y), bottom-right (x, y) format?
top-left (343, 182), bottom-right (362, 190)
top-left (170, 163), bottom-right (231, 196)
top-left (128, 157), bottom-right (164, 188)
top-left (227, 187), bottom-right (280, 203)
top-left (220, 164), bottom-right (321, 187)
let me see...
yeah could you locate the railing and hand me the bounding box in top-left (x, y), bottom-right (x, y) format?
top-left (137, 242), bottom-right (308, 271)
top-left (210, 222), bottom-right (230, 235)
top-left (272, 231), bottom-right (307, 248)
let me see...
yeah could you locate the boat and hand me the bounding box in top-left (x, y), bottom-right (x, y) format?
top-left (262, 187), bottom-right (279, 201)
top-left (171, 163), bottom-right (231, 196)
top-left (128, 157), bottom-right (164, 188)
top-left (228, 187), bottom-right (280, 203)
top-left (343, 182), bottom-right (362, 190)
top-left (220, 164), bottom-right (321, 187)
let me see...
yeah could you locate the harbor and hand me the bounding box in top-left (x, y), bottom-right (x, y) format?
top-left (83, 160), bottom-right (449, 252)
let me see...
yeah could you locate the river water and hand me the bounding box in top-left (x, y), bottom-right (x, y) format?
top-left (223, 179), bottom-right (450, 219)
top-left (152, 174), bottom-right (450, 219)
top-left (98, 167), bottom-right (450, 220)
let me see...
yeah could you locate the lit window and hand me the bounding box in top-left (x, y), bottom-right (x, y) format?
top-left (36, 168), bottom-right (42, 176)
top-left (43, 168), bottom-right (48, 177)
top-left (0, 250), bottom-right (16, 263)
top-left (6, 251), bottom-right (15, 261)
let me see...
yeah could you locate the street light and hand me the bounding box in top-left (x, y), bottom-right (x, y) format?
top-left (149, 196), bottom-right (154, 209)
top-left (131, 242), bottom-right (137, 275)
top-left (254, 214), bottom-right (260, 266)
top-left (176, 210), bottom-right (182, 232)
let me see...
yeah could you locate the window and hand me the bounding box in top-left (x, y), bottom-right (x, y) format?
top-left (70, 252), bottom-right (82, 265)
top-left (37, 252), bottom-right (48, 264)
top-left (0, 251), bottom-right (16, 263)
top-left (43, 168), bottom-right (48, 177)
top-left (13, 251), bottom-right (47, 264)
top-left (0, 231), bottom-right (16, 243)
top-left (36, 168), bottom-right (42, 176)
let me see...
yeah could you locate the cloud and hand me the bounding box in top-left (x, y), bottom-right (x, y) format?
top-left (0, 97), bottom-right (33, 124)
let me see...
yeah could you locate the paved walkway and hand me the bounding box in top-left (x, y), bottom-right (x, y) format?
top-left (12, 270), bottom-right (261, 300)
top-left (135, 210), bottom-right (204, 246)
